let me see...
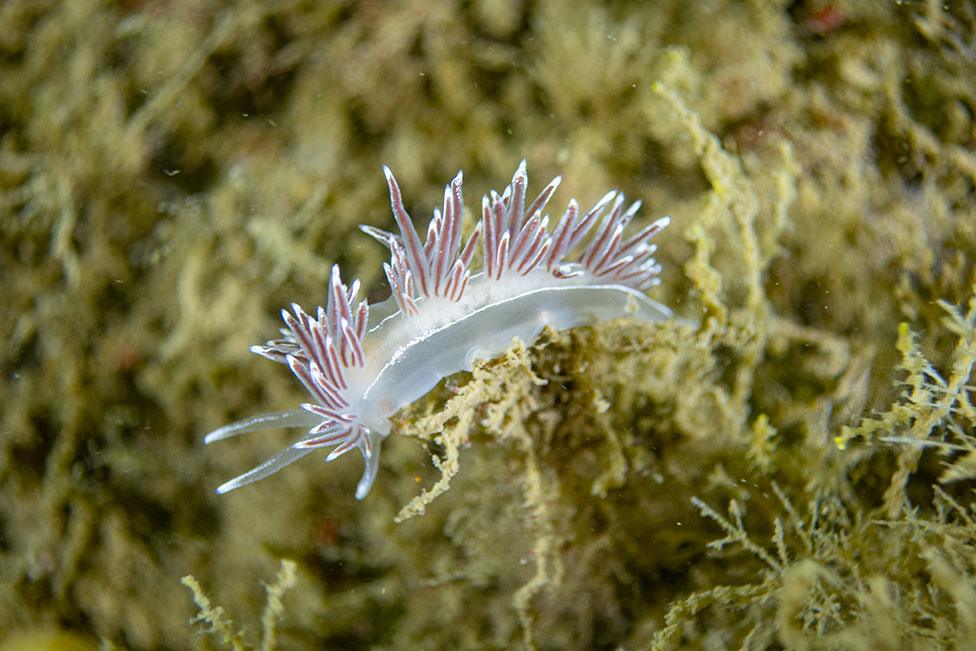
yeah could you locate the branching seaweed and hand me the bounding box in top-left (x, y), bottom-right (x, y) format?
top-left (182, 560), bottom-right (297, 651)
top-left (836, 288), bottom-right (976, 514)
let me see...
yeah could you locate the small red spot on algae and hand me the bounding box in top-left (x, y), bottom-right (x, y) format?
top-left (314, 515), bottom-right (341, 548)
top-left (805, 5), bottom-right (844, 35)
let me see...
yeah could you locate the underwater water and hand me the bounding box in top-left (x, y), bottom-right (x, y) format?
top-left (1, 1), bottom-right (975, 649)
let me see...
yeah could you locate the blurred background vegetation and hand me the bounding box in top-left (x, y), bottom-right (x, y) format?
top-left (1, 0), bottom-right (974, 648)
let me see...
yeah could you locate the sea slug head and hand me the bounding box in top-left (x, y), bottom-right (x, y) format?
top-left (244, 264), bottom-right (387, 499)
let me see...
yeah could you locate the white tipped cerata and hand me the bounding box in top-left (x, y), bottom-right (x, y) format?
top-left (205, 162), bottom-right (674, 500)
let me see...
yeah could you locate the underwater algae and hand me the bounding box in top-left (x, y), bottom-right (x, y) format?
top-left (1, 0), bottom-right (975, 649)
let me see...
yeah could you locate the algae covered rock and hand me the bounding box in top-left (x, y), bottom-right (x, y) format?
top-left (1, 1), bottom-right (974, 649)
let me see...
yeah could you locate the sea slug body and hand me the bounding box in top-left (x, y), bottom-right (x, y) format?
top-left (206, 162), bottom-right (674, 499)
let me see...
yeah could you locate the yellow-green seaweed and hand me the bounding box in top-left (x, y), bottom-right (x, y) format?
top-left (1, 1), bottom-right (975, 649)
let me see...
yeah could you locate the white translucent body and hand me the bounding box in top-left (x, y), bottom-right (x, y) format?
top-left (206, 272), bottom-right (672, 498)
top-left (348, 270), bottom-right (673, 436)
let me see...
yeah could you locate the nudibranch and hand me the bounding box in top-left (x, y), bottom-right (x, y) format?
top-left (205, 162), bottom-right (673, 499)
